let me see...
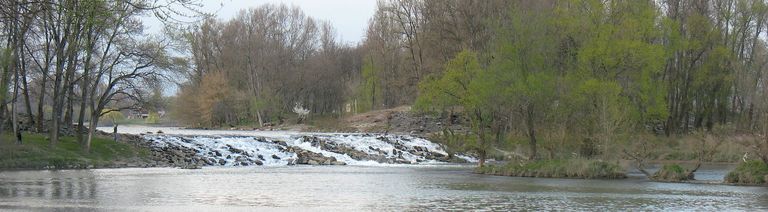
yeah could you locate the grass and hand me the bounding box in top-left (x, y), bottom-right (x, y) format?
top-left (475, 159), bottom-right (627, 179)
top-left (724, 160), bottom-right (768, 185)
top-left (651, 164), bottom-right (693, 182)
top-left (0, 133), bottom-right (151, 169)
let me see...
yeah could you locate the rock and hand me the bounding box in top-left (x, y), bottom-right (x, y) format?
top-left (240, 162), bottom-right (249, 166)
top-left (308, 160), bottom-right (320, 165)
top-left (258, 155), bottom-right (265, 160)
top-left (271, 154), bottom-right (281, 160)
top-left (276, 140), bottom-right (288, 146)
top-left (218, 159), bottom-right (226, 165)
top-left (254, 160), bottom-right (264, 166)
top-left (227, 145), bottom-right (244, 154)
top-left (331, 161), bottom-right (347, 165)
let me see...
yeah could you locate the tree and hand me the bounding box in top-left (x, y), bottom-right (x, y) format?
top-left (416, 50), bottom-right (491, 166)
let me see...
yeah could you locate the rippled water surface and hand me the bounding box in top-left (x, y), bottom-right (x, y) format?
top-left (1, 165), bottom-right (766, 211)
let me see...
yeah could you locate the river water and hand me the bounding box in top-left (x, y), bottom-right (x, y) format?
top-left (1, 165), bottom-right (766, 211)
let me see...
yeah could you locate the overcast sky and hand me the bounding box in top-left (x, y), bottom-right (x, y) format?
top-left (144, 0), bottom-right (378, 44)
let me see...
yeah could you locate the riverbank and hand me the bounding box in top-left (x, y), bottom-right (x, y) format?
top-left (0, 133), bottom-right (154, 170)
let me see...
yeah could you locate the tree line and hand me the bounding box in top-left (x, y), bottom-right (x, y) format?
top-left (410, 0), bottom-right (768, 164)
top-left (176, 0), bottom-right (768, 164)
top-left (175, 4), bottom-right (362, 127)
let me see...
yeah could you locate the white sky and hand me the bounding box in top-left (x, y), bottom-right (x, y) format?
top-left (144, 0), bottom-right (378, 44)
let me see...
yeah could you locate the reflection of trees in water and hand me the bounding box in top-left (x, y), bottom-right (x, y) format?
top-left (0, 172), bottom-right (97, 200)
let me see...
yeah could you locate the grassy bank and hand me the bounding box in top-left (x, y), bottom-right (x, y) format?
top-left (724, 160), bottom-right (768, 185)
top-left (475, 159), bottom-right (627, 179)
top-left (0, 133), bottom-right (151, 169)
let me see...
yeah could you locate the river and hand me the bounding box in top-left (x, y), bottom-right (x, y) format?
top-left (1, 165), bottom-right (766, 211)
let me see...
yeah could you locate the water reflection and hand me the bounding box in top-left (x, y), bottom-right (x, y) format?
top-left (0, 170), bottom-right (98, 200)
top-left (0, 166), bottom-right (766, 211)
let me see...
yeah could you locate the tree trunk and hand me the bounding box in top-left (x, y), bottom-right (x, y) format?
top-left (19, 42), bottom-right (34, 129)
top-left (86, 116), bottom-right (98, 153)
top-left (36, 74), bottom-right (46, 133)
top-left (11, 47), bottom-right (21, 145)
top-left (526, 105), bottom-right (537, 160)
top-left (476, 111), bottom-right (486, 167)
top-left (64, 89), bottom-right (73, 130)
top-left (76, 97), bottom-right (87, 145)
top-left (256, 110), bottom-right (263, 127)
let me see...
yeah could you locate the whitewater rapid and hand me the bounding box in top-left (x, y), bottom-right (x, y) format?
top-left (98, 125), bottom-right (475, 167)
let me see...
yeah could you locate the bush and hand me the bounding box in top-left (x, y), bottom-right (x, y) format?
top-left (651, 164), bottom-right (693, 182)
top-left (475, 159), bottom-right (626, 179)
top-left (724, 160), bottom-right (768, 185)
top-left (145, 112), bottom-right (161, 124)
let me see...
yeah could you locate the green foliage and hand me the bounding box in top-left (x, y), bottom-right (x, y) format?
top-left (475, 159), bottom-right (626, 179)
top-left (415, 50), bottom-right (494, 162)
top-left (563, 0), bottom-right (668, 125)
top-left (724, 160), bottom-right (768, 185)
top-left (145, 111), bottom-right (161, 124)
top-left (100, 109), bottom-right (125, 124)
top-left (415, 50), bottom-right (482, 112)
top-left (358, 56), bottom-right (381, 112)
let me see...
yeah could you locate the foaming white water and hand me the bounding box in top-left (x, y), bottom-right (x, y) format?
top-left (102, 125), bottom-right (474, 167)
top-left (149, 136), bottom-right (296, 166)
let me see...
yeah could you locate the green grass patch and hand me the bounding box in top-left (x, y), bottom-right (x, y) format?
top-left (0, 133), bottom-right (151, 169)
top-left (724, 160), bottom-right (768, 185)
top-left (475, 159), bottom-right (626, 179)
top-left (651, 164), bottom-right (693, 182)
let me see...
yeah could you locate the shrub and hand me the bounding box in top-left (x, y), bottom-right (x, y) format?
top-left (724, 160), bottom-right (768, 185)
top-left (651, 164), bottom-right (693, 182)
top-left (145, 112), bottom-right (161, 124)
